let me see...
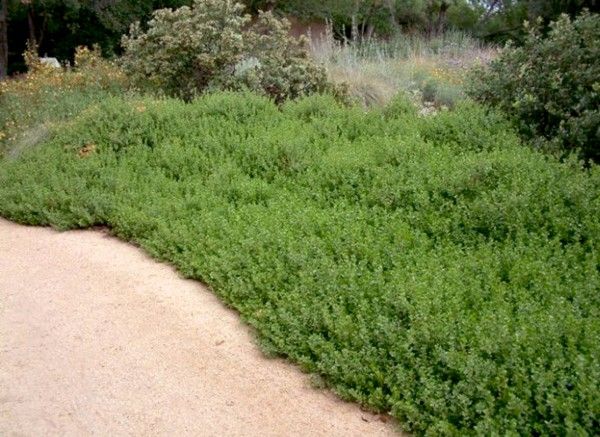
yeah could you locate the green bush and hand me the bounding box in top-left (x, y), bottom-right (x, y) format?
top-left (468, 12), bottom-right (600, 162)
top-left (1, 91), bottom-right (598, 435)
top-left (121, 0), bottom-right (342, 102)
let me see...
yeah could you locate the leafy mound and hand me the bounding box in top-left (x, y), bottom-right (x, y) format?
top-left (0, 93), bottom-right (598, 435)
top-left (468, 12), bottom-right (600, 162)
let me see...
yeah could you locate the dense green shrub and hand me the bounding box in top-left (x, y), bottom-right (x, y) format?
top-left (121, 0), bottom-right (342, 102)
top-left (0, 91), bottom-right (598, 435)
top-left (468, 12), bottom-right (600, 162)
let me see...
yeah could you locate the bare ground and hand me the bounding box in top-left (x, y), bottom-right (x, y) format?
top-left (0, 219), bottom-right (398, 436)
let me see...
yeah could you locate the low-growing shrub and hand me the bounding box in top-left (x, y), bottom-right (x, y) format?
top-left (0, 91), bottom-right (598, 435)
top-left (468, 11), bottom-right (600, 162)
top-left (121, 0), bottom-right (343, 102)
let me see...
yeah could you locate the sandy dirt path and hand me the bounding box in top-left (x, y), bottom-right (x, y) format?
top-left (0, 219), bottom-right (398, 436)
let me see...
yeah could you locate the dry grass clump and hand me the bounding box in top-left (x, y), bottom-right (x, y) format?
top-left (311, 28), bottom-right (497, 108)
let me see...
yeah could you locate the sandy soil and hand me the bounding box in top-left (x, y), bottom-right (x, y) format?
top-left (0, 219), bottom-right (398, 436)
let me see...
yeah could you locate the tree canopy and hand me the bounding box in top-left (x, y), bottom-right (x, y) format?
top-left (243, 0), bottom-right (599, 39)
top-left (1, 0), bottom-right (598, 77)
top-left (2, 0), bottom-right (189, 74)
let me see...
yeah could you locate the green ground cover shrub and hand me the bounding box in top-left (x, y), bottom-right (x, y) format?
top-left (468, 12), bottom-right (600, 163)
top-left (121, 0), bottom-right (342, 102)
top-left (0, 92), bottom-right (598, 435)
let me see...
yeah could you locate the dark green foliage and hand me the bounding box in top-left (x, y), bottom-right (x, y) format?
top-left (245, 0), bottom-right (481, 37)
top-left (468, 12), bottom-right (600, 163)
top-left (475, 0), bottom-right (600, 42)
top-left (5, 0), bottom-right (192, 74)
top-left (0, 91), bottom-right (599, 435)
top-left (4, 0), bottom-right (598, 78)
top-left (243, 0), bottom-right (600, 40)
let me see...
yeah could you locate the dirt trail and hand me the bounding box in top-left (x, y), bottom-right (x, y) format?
top-left (0, 219), bottom-right (397, 436)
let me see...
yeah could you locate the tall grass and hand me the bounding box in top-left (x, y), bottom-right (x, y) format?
top-left (311, 29), bottom-right (497, 108)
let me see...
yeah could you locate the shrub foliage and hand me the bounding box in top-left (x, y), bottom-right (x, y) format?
top-left (121, 0), bottom-right (341, 102)
top-left (0, 91), bottom-right (598, 435)
top-left (468, 12), bottom-right (600, 162)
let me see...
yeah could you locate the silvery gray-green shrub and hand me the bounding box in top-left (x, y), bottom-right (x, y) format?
top-left (121, 0), bottom-right (343, 102)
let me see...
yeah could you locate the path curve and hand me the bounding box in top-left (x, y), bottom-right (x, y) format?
top-left (0, 219), bottom-right (397, 436)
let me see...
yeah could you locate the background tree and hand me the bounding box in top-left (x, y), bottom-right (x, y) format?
top-left (4, 0), bottom-right (191, 74)
top-left (471, 0), bottom-right (600, 41)
top-left (3, 0), bottom-right (599, 76)
top-left (0, 0), bottom-right (7, 79)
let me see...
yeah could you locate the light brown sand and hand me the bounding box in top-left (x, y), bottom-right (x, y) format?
top-left (0, 219), bottom-right (398, 436)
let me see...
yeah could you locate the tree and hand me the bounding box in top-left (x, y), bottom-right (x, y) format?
top-left (468, 12), bottom-right (600, 161)
top-left (0, 0), bottom-right (7, 79)
top-left (4, 0), bottom-right (191, 74)
top-left (121, 0), bottom-right (341, 102)
top-left (471, 0), bottom-right (600, 41)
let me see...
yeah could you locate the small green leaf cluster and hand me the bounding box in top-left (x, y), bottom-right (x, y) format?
top-left (121, 0), bottom-right (343, 102)
top-left (0, 92), bottom-right (598, 435)
top-left (468, 12), bottom-right (600, 162)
